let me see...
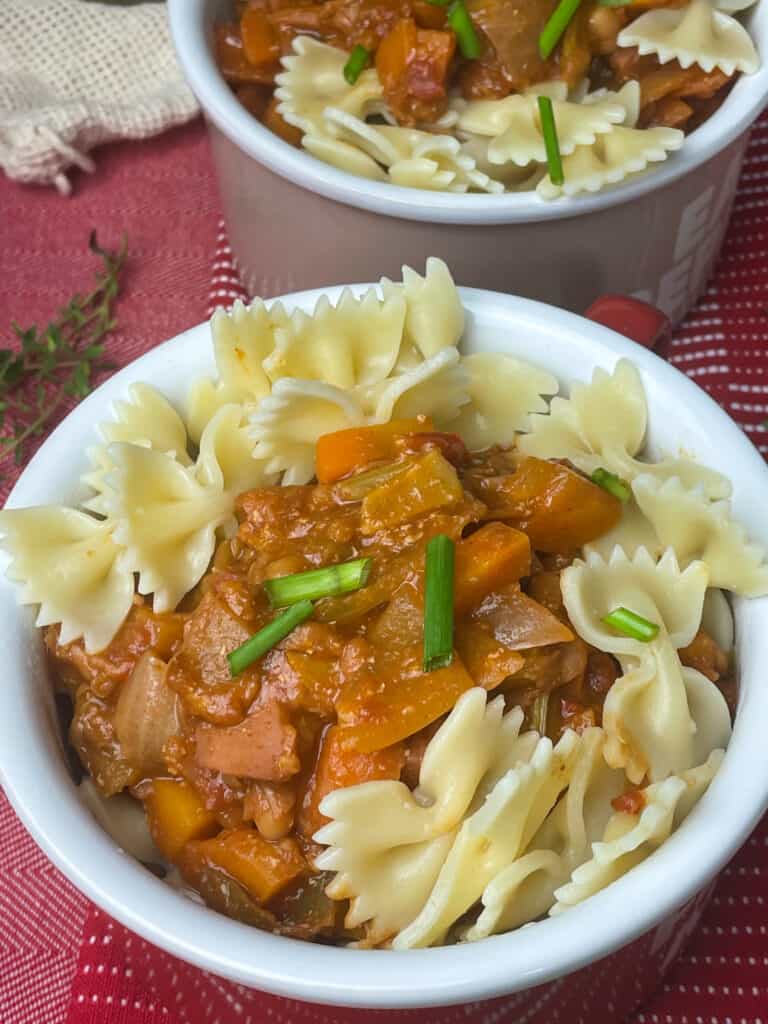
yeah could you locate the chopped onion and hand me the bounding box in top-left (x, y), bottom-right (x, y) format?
top-left (114, 651), bottom-right (180, 777)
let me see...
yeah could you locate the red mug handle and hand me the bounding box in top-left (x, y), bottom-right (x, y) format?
top-left (583, 295), bottom-right (672, 360)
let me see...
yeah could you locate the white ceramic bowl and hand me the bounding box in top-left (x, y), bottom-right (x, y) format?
top-left (169, 0), bottom-right (768, 323)
top-left (1, 288), bottom-right (768, 1012)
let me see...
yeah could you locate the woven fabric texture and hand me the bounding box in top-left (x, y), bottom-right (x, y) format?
top-left (0, 117), bottom-right (767, 1024)
top-left (0, 0), bottom-right (198, 195)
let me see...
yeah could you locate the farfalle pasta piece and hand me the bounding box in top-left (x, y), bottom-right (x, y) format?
top-left (617, 0), bottom-right (760, 77)
top-left (683, 668), bottom-right (732, 767)
top-left (456, 89), bottom-right (626, 167)
top-left (450, 352), bottom-right (559, 451)
top-left (274, 37), bottom-right (384, 136)
top-left (551, 750), bottom-right (724, 914)
top-left (380, 257), bottom-right (464, 360)
top-left (248, 379), bottom-right (365, 484)
top-left (302, 132), bottom-right (387, 182)
top-left (186, 299), bottom-right (286, 443)
top-left (702, 588), bottom-right (734, 652)
top-left (632, 474), bottom-right (768, 597)
top-left (393, 730), bottom-right (580, 949)
top-left (536, 125), bottom-right (684, 200)
top-left (317, 110), bottom-right (503, 194)
top-left (465, 728), bottom-right (626, 940)
top-left (82, 384), bottom-right (192, 515)
top-left (315, 690), bottom-right (507, 853)
top-left (263, 286), bottom-right (405, 390)
top-left (196, 404), bottom-right (276, 501)
top-left (365, 347), bottom-right (470, 427)
top-left (562, 547), bottom-right (709, 782)
top-left (315, 690), bottom-right (535, 943)
top-left (518, 359), bottom-right (731, 498)
top-left (0, 506), bottom-right (134, 652)
top-left (583, 499), bottom-right (663, 562)
top-left (105, 443), bottom-right (231, 612)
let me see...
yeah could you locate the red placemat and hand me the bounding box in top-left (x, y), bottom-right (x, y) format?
top-left (1, 116), bottom-right (767, 1024)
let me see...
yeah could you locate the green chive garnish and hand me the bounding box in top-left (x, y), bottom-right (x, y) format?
top-left (425, 0), bottom-right (452, 5)
top-left (591, 467), bottom-right (631, 503)
top-left (448, 1), bottom-right (482, 59)
top-left (343, 45), bottom-right (371, 85)
top-left (264, 558), bottom-right (372, 608)
top-left (228, 600), bottom-right (314, 677)
top-left (602, 607), bottom-right (659, 643)
top-left (597, 0), bottom-right (632, 6)
top-left (539, 0), bottom-right (582, 59)
top-left (538, 95), bottom-right (564, 187)
top-left (423, 534), bottom-right (455, 672)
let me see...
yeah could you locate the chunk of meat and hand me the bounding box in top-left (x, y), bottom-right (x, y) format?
top-left (46, 603), bottom-right (185, 700)
top-left (466, 0), bottom-right (557, 91)
top-left (376, 18), bottom-right (456, 125)
top-left (611, 788), bottom-right (646, 815)
top-left (70, 687), bottom-right (139, 797)
top-left (180, 828), bottom-right (308, 903)
top-left (679, 628), bottom-right (729, 683)
top-left (195, 704), bottom-right (301, 781)
top-left (296, 724), bottom-right (404, 837)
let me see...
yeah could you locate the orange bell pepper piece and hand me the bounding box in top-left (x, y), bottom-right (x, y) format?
top-left (144, 779), bottom-right (219, 862)
top-left (182, 828), bottom-right (307, 903)
top-left (316, 416), bottom-right (434, 483)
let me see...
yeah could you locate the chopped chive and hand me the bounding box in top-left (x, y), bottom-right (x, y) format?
top-left (448, 0), bottom-right (482, 59)
top-left (591, 467), bottom-right (631, 503)
top-left (597, 0), bottom-right (632, 6)
top-left (425, 0), bottom-right (452, 5)
top-left (539, 0), bottom-right (582, 60)
top-left (423, 534), bottom-right (455, 672)
top-left (538, 95), bottom-right (564, 187)
top-left (264, 558), bottom-right (372, 608)
top-left (343, 45), bottom-right (371, 85)
top-left (227, 600), bottom-right (314, 677)
top-left (602, 607), bottom-right (659, 643)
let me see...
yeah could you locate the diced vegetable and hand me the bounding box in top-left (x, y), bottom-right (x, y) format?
top-left (602, 606), bottom-right (659, 642)
top-left (472, 586), bottom-right (574, 649)
top-left (423, 534), bottom-right (455, 671)
top-left (228, 600), bottom-right (315, 677)
top-left (181, 828), bottom-right (308, 903)
top-left (454, 522), bottom-right (531, 614)
top-left (113, 652), bottom-right (180, 777)
top-left (144, 778), bottom-right (219, 861)
top-left (337, 643), bottom-right (476, 752)
top-left (296, 725), bottom-right (404, 838)
top-left (316, 417), bottom-right (434, 483)
top-left (454, 620), bottom-right (524, 689)
top-left (470, 456), bottom-right (622, 552)
top-left (195, 704), bottom-right (300, 781)
top-left (244, 781), bottom-right (296, 841)
top-left (264, 558), bottom-right (372, 608)
top-left (361, 448), bottom-right (464, 534)
top-left (240, 8), bottom-right (280, 71)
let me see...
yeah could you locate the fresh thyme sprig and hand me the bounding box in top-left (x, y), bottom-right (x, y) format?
top-left (0, 231), bottom-right (127, 473)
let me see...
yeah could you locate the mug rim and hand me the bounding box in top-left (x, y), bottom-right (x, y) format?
top-left (1, 285), bottom-right (768, 1007)
top-left (168, 0), bottom-right (768, 226)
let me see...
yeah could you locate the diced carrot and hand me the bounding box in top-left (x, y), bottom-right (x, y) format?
top-left (316, 417), bottom-right (434, 483)
top-left (337, 643), bottom-right (476, 752)
top-left (472, 457), bottom-right (622, 552)
top-left (195, 704), bottom-right (300, 781)
top-left (296, 726), bottom-right (404, 838)
top-left (181, 828), bottom-right (307, 903)
top-left (144, 779), bottom-right (219, 861)
top-left (454, 522), bottom-right (531, 614)
top-left (240, 8), bottom-right (280, 69)
top-left (360, 448), bottom-right (463, 534)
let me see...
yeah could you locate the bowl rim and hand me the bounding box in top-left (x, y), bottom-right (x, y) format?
top-left (2, 285), bottom-right (768, 1009)
top-left (168, 0), bottom-right (768, 226)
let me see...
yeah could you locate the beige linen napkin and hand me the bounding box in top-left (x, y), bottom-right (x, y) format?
top-left (0, 0), bottom-right (199, 195)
